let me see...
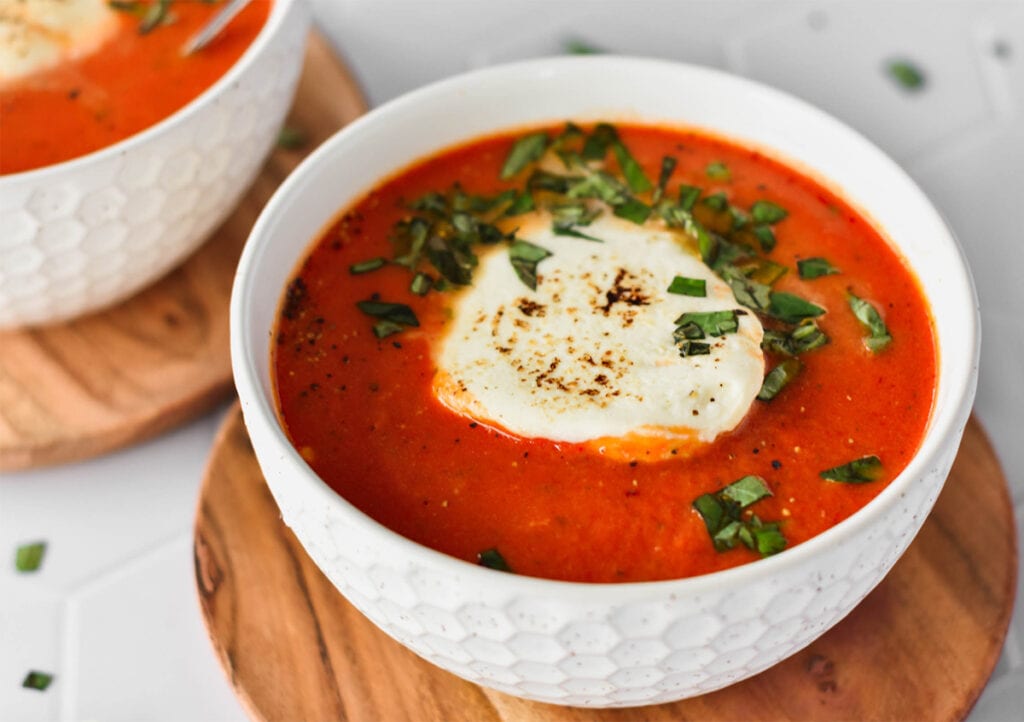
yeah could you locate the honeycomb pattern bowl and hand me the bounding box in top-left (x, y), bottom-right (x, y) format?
top-left (232, 57), bottom-right (980, 707)
top-left (0, 0), bottom-right (310, 329)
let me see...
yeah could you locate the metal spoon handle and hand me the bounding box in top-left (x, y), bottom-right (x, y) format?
top-left (182, 0), bottom-right (255, 56)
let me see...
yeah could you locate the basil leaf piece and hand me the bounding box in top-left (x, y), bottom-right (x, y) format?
top-left (613, 141), bottom-right (653, 194)
top-left (391, 217), bottom-right (429, 268)
top-left (847, 292), bottom-right (892, 352)
top-left (565, 38), bottom-right (601, 55)
top-left (653, 156), bottom-right (677, 203)
top-left (751, 224), bottom-right (777, 252)
top-left (727, 274), bottom-right (772, 312)
top-left (22, 670), bottom-right (54, 691)
top-left (702, 192), bottom-right (729, 212)
top-left (768, 292), bottom-right (826, 324)
top-left (349, 257), bottom-right (386, 275)
top-left (276, 125), bottom-right (307, 150)
top-left (553, 226), bottom-right (604, 242)
top-left (749, 518), bottom-right (787, 556)
top-left (721, 475), bottom-right (773, 507)
top-left (581, 123), bottom-right (618, 161)
top-left (673, 322), bottom-right (705, 342)
top-left (15, 541), bottom-right (46, 572)
top-left (139, 0), bottom-right (172, 34)
top-left (757, 358), bottom-right (802, 401)
top-left (477, 547), bottom-right (513, 572)
top-left (667, 276), bottom-right (707, 297)
top-left (751, 200), bottom-right (789, 224)
top-left (567, 169), bottom-right (628, 205)
top-left (674, 310), bottom-right (739, 337)
top-left (677, 340), bottom-right (711, 357)
top-left (678, 185), bottom-right (701, 211)
top-left (528, 169), bottom-right (578, 194)
top-left (612, 197), bottom-right (651, 224)
top-left (705, 161), bottom-right (731, 182)
top-left (410, 272), bottom-right (432, 296)
top-left (356, 300), bottom-right (419, 327)
top-left (798, 257), bottom-right (840, 279)
top-left (763, 324), bottom-right (829, 356)
top-left (372, 320), bottom-right (404, 339)
top-left (820, 455), bottom-right (883, 483)
top-left (740, 258), bottom-right (788, 286)
top-left (550, 202), bottom-right (601, 229)
top-left (500, 132), bottom-right (549, 179)
top-left (509, 240), bottom-right (553, 290)
top-left (504, 191), bottom-right (535, 216)
top-left (887, 59), bottom-right (926, 90)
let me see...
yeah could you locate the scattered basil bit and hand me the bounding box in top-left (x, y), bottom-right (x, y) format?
top-left (613, 141), bottom-right (653, 194)
top-left (505, 191), bottom-right (535, 216)
top-left (477, 548), bottom-right (512, 572)
top-left (757, 358), bottom-right (802, 401)
top-left (740, 258), bottom-right (788, 286)
top-left (763, 320), bottom-right (829, 356)
top-left (820, 455), bottom-right (883, 483)
top-left (653, 156), bottom-right (677, 203)
top-left (847, 292), bottom-right (892, 352)
top-left (677, 340), bottom-right (711, 357)
top-left (612, 197), bottom-right (652, 224)
top-left (276, 125), bottom-right (308, 150)
top-left (751, 224), bottom-right (777, 252)
top-left (356, 300), bottom-right (419, 327)
top-left (750, 200), bottom-right (788, 224)
top-left (702, 192), bottom-right (729, 212)
top-left (410, 272), bottom-right (432, 296)
top-left (798, 257), bottom-right (840, 279)
top-left (500, 132), bottom-right (549, 179)
top-left (726, 273), bottom-right (772, 312)
top-left (564, 38), bottom-right (601, 54)
top-left (768, 292), bottom-right (826, 324)
top-left (554, 226), bottom-right (604, 242)
top-left (15, 542), bottom-right (46, 573)
top-left (22, 671), bottom-right (53, 692)
top-left (139, 0), bottom-right (173, 34)
top-left (509, 240), bottom-right (553, 290)
top-left (673, 322), bottom-right (705, 342)
top-left (372, 320), bottom-right (403, 339)
top-left (675, 310), bottom-right (740, 337)
top-left (887, 59), bottom-right (926, 91)
top-left (705, 161), bottom-right (731, 182)
top-left (349, 257), bottom-right (386, 275)
top-left (677, 185), bottom-right (701, 211)
top-left (667, 276), bottom-right (707, 297)
top-left (581, 123), bottom-right (618, 161)
top-left (693, 476), bottom-right (785, 556)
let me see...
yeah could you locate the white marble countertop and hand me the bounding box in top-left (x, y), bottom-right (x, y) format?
top-left (2, 2), bottom-right (1021, 720)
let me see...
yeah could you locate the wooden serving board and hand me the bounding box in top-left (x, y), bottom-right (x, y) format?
top-left (195, 407), bottom-right (1017, 722)
top-left (0, 33), bottom-right (367, 471)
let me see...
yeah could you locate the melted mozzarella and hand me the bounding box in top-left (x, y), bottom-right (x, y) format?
top-left (0, 0), bottom-right (119, 83)
top-left (433, 214), bottom-right (765, 460)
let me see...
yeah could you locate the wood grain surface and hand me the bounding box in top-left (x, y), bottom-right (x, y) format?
top-left (195, 406), bottom-right (1017, 722)
top-left (0, 33), bottom-right (367, 471)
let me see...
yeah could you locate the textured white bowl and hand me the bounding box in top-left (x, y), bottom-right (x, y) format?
top-left (0, 0), bottom-right (310, 329)
top-left (232, 57), bottom-right (979, 707)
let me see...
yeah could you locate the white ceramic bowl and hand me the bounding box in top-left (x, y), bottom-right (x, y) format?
top-left (0, 0), bottom-right (310, 329)
top-left (232, 57), bottom-right (979, 707)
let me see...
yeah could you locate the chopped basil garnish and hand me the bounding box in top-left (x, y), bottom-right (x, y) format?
top-left (768, 292), bottom-right (826, 324)
top-left (653, 156), bottom-right (677, 203)
top-left (701, 192), bottom-right (729, 212)
top-left (887, 59), bottom-right (926, 91)
top-left (673, 322), bottom-right (705, 342)
top-left (612, 197), bottom-right (651, 224)
top-left (500, 132), bottom-right (549, 179)
top-left (553, 226), bottom-right (604, 242)
top-left (564, 38), bottom-right (601, 55)
top-left (763, 320), bottom-right (829, 356)
top-left (677, 185), bottom-right (701, 211)
top-left (356, 300), bottom-right (419, 328)
top-left (372, 321), bottom-right (403, 339)
top-left (581, 123), bottom-right (618, 161)
top-left (677, 340), bottom-right (711, 357)
top-left (693, 476), bottom-right (785, 556)
top-left (509, 240), bottom-right (552, 290)
top-left (276, 125), bottom-right (308, 150)
top-left (740, 258), bottom-right (788, 286)
top-left (820, 455), bottom-right (883, 483)
top-left (613, 141), bottom-right (653, 194)
top-left (726, 274), bottom-right (772, 312)
top-left (505, 191), bottom-right (535, 216)
top-left (667, 276), bottom-right (707, 297)
top-left (751, 224), bottom-right (777, 252)
top-left (477, 547), bottom-right (512, 572)
top-left (757, 358), bottom-right (802, 401)
top-left (750, 200), bottom-right (788, 224)
top-left (798, 257), bottom-right (840, 279)
top-left (349, 257), bottom-right (386, 275)
top-left (705, 161), bottom-right (731, 182)
top-left (15, 541), bottom-right (46, 572)
top-left (848, 292), bottom-right (892, 352)
top-left (22, 671), bottom-right (54, 692)
top-left (410, 272), bottom-right (432, 296)
top-left (675, 310), bottom-right (740, 337)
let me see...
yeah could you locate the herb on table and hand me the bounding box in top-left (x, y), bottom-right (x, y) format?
top-left (820, 455), bottom-right (883, 483)
top-left (886, 59), bottom-right (926, 91)
top-left (15, 542), bottom-right (46, 573)
top-left (477, 548), bottom-right (513, 572)
top-left (692, 475), bottom-right (786, 556)
top-left (22, 671), bottom-right (54, 692)
top-left (848, 292), bottom-right (892, 352)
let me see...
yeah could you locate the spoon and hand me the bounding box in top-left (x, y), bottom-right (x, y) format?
top-left (182, 0), bottom-right (255, 55)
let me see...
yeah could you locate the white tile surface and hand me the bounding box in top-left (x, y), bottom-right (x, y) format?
top-left (2, 1), bottom-right (1020, 720)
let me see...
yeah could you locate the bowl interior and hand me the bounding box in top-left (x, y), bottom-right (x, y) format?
top-left (232, 55), bottom-right (978, 590)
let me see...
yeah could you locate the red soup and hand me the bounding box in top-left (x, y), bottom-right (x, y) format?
top-left (273, 122), bottom-right (937, 583)
top-left (0, 0), bottom-right (270, 174)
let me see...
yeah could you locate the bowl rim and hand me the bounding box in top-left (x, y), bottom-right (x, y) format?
top-left (0, 0), bottom-right (298, 184)
top-left (232, 54), bottom-right (981, 602)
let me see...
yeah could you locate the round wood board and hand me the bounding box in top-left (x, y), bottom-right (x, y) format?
top-left (0, 33), bottom-right (367, 471)
top-left (195, 406), bottom-right (1017, 722)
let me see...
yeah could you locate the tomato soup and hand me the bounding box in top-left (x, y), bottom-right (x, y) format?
top-left (0, 0), bottom-right (270, 174)
top-left (272, 123), bottom-right (937, 583)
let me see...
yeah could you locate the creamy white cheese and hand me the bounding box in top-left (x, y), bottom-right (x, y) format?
top-left (432, 214), bottom-right (765, 460)
top-left (0, 0), bottom-right (118, 84)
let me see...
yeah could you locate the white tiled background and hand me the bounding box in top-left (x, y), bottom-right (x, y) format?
top-left (2, 1), bottom-right (1021, 720)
